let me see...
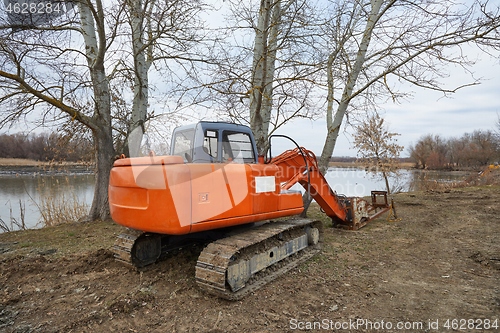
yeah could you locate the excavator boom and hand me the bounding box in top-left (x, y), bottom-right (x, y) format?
top-left (269, 147), bottom-right (348, 222)
top-left (269, 146), bottom-right (390, 229)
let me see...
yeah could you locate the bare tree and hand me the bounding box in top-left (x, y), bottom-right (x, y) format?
top-left (353, 113), bottom-right (403, 194)
top-left (496, 114), bottom-right (500, 159)
top-left (409, 134), bottom-right (448, 169)
top-left (0, 0), bottom-right (209, 221)
top-left (315, 0), bottom-right (500, 174)
top-left (248, 0), bottom-right (280, 154)
top-left (200, 0), bottom-right (323, 155)
top-left (496, 114), bottom-right (500, 148)
top-left (0, 0), bottom-right (115, 220)
top-left (120, 0), bottom-right (207, 157)
top-left (202, 0), bottom-right (499, 164)
top-left (413, 130), bottom-right (500, 169)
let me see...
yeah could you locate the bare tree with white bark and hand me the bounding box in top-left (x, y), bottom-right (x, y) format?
top-left (0, 0), bottom-right (208, 220)
top-left (200, 0), bottom-right (322, 155)
top-left (0, 0), bottom-right (115, 220)
top-left (119, 0), bottom-right (207, 157)
top-left (316, 0), bottom-right (500, 174)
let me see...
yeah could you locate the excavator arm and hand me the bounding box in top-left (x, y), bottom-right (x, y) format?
top-left (269, 147), bottom-right (390, 230)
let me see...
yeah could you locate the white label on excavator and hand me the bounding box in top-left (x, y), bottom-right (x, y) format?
top-left (255, 176), bottom-right (276, 193)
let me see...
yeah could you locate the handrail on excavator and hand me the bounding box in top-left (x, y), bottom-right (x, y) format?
top-left (268, 134), bottom-right (313, 200)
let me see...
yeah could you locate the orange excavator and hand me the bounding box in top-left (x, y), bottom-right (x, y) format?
top-left (109, 121), bottom-right (390, 300)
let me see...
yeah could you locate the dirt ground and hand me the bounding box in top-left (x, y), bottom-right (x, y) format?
top-left (0, 186), bottom-right (499, 333)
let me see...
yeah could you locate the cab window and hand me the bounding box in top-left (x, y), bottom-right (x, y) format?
top-left (203, 130), bottom-right (218, 158)
top-left (222, 131), bottom-right (255, 163)
top-left (172, 129), bottom-right (195, 161)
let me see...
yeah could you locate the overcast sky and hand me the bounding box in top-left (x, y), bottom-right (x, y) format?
top-left (204, 1), bottom-right (500, 158)
top-left (272, 53), bottom-right (500, 158)
top-left (2, 1), bottom-right (498, 160)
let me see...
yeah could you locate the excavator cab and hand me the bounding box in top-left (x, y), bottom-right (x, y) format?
top-left (170, 122), bottom-right (258, 164)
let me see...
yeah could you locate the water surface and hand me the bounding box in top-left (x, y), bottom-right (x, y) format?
top-left (0, 166), bottom-right (469, 232)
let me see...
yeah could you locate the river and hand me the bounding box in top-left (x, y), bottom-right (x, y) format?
top-left (0, 166), bottom-right (470, 232)
top-left (0, 167), bottom-right (94, 232)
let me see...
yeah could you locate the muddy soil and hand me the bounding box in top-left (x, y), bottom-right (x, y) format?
top-left (1, 186), bottom-right (499, 332)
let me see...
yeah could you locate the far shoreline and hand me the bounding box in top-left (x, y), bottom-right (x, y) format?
top-left (0, 157), bottom-right (93, 167)
top-left (0, 158), bottom-right (94, 176)
top-left (1, 157), bottom-right (489, 173)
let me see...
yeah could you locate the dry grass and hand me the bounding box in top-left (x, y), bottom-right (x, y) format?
top-left (0, 158), bottom-right (47, 166)
top-left (0, 200), bottom-right (28, 232)
top-left (329, 161), bottom-right (414, 169)
top-left (0, 158), bottom-right (93, 167)
top-left (38, 192), bottom-right (89, 227)
top-left (416, 167), bottom-right (500, 191)
top-left (0, 219), bottom-right (123, 258)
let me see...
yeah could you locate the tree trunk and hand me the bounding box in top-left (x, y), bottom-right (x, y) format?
top-left (88, 125), bottom-right (115, 221)
top-left (302, 0), bottom-right (384, 216)
top-left (79, 0), bottom-right (114, 221)
top-left (382, 170), bottom-right (391, 195)
top-left (250, 0), bottom-right (280, 155)
top-left (86, 67), bottom-right (114, 220)
top-left (317, 0), bottom-right (383, 173)
top-left (126, 0), bottom-right (151, 157)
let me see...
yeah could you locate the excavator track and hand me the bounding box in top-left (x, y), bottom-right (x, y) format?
top-left (195, 218), bottom-right (322, 301)
top-left (112, 228), bottom-right (238, 268)
top-left (112, 230), bottom-right (162, 268)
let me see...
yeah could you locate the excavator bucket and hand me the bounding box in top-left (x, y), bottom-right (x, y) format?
top-left (337, 191), bottom-right (391, 230)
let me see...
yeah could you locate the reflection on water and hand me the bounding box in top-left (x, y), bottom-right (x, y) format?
top-left (405, 169), bottom-right (471, 192)
top-left (316, 168), bottom-right (469, 196)
top-left (0, 167), bottom-right (470, 232)
top-left (0, 172), bottom-right (94, 231)
top-left (325, 168), bottom-right (391, 197)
